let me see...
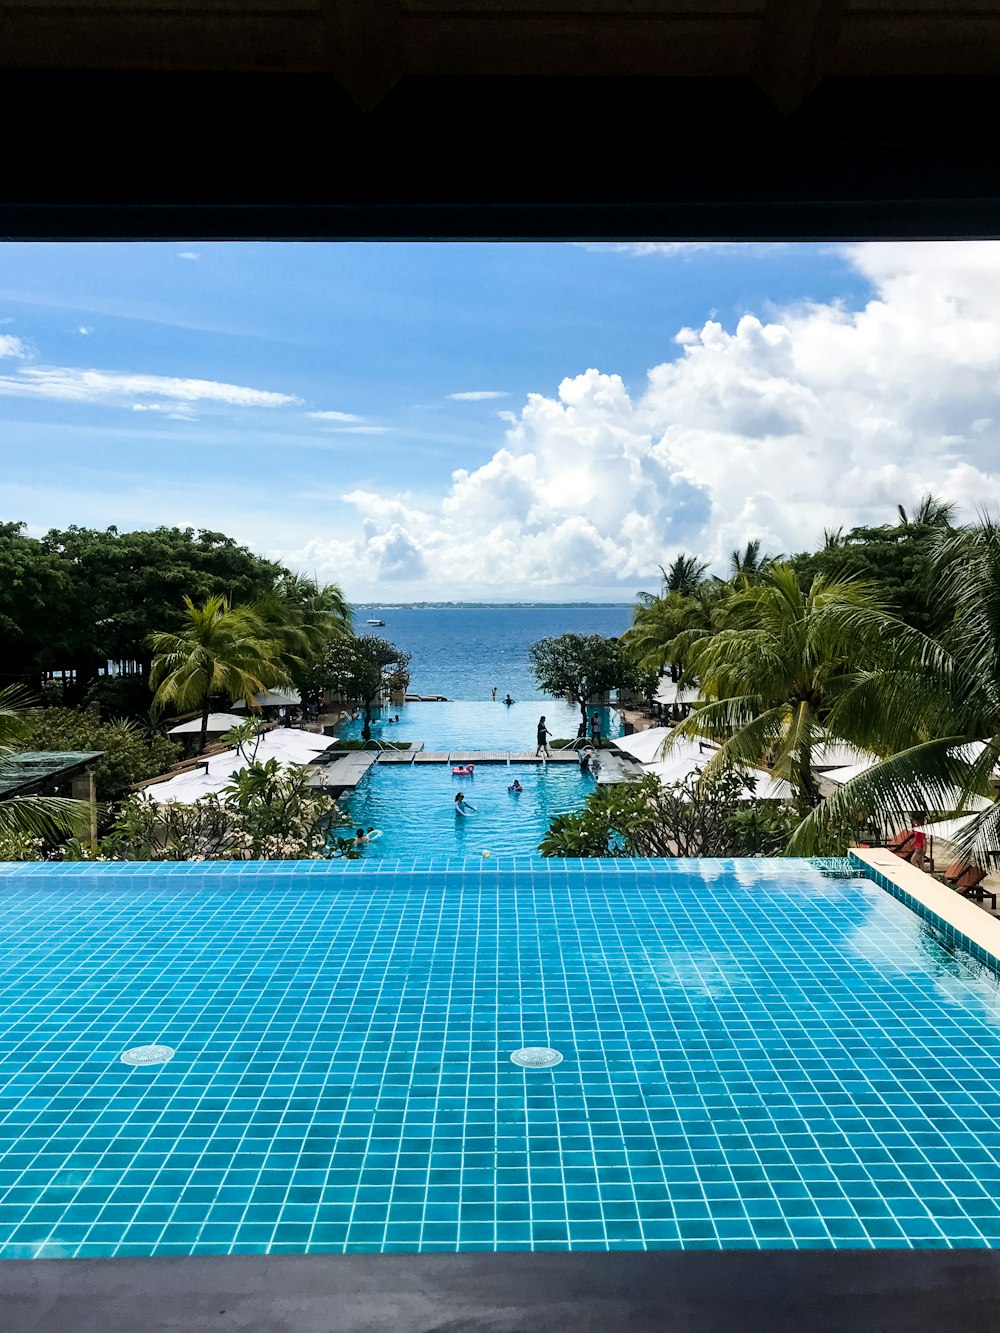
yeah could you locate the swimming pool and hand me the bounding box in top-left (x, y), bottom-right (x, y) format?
top-left (4, 857), bottom-right (1000, 1259)
top-left (333, 700), bottom-right (623, 751)
top-left (343, 763), bottom-right (596, 858)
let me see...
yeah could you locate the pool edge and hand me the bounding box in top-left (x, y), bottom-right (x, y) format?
top-left (850, 847), bottom-right (1000, 973)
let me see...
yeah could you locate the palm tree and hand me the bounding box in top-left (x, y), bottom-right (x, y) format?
top-left (623, 582), bottom-right (732, 679)
top-left (791, 519), bottom-right (1000, 857)
top-left (896, 492), bottom-right (957, 529)
top-left (726, 539), bottom-right (783, 584)
top-left (254, 574), bottom-right (352, 673)
top-left (665, 564), bottom-right (897, 812)
top-left (659, 553), bottom-right (709, 597)
top-left (148, 595), bottom-right (292, 754)
top-left (0, 685), bottom-right (87, 846)
top-left (822, 527), bottom-right (845, 550)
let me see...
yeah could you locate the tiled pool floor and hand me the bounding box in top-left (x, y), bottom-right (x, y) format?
top-left (3, 858), bottom-right (1000, 1258)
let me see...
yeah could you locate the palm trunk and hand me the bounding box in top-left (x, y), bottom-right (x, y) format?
top-left (199, 695), bottom-right (210, 754)
top-left (794, 742), bottom-right (822, 812)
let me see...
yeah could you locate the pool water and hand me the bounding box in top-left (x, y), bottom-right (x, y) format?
top-left (4, 858), bottom-right (1000, 1259)
top-left (333, 700), bottom-right (623, 752)
top-left (342, 763), bottom-right (596, 858)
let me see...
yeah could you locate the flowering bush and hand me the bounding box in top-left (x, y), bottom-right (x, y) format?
top-left (53, 760), bottom-right (356, 861)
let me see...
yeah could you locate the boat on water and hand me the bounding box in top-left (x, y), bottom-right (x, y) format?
top-left (366, 617), bottom-right (386, 626)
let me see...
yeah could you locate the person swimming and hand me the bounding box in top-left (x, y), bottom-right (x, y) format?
top-left (354, 827), bottom-right (370, 848)
top-left (503, 694), bottom-right (514, 706)
top-left (454, 792), bottom-right (477, 816)
top-left (508, 779), bottom-right (523, 793)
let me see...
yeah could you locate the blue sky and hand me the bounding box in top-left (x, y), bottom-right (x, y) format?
top-left (3, 240), bottom-right (997, 599)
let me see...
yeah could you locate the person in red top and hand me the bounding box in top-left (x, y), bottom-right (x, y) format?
top-left (911, 827), bottom-right (927, 870)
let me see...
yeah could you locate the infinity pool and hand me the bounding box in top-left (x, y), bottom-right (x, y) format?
top-left (333, 700), bottom-right (624, 751)
top-left (3, 858), bottom-right (1000, 1259)
top-left (343, 763), bottom-right (596, 858)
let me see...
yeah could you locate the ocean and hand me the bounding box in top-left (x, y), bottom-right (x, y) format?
top-left (351, 605), bottom-right (633, 702)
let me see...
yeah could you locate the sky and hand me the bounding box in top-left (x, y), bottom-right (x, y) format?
top-left (3, 239), bottom-right (1000, 601)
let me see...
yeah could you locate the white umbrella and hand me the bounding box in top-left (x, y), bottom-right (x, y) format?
top-left (231, 689), bottom-right (301, 710)
top-left (167, 712), bottom-right (249, 735)
top-left (614, 727), bottom-right (687, 764)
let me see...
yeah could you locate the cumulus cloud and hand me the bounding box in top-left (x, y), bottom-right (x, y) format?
top-left (0, 364), bottom-right (299, 410)
top-left (447, 390), bottom-right (508, 401)
top-left (0, 334), bottom-right (27, 359)
top-left (278, 242), bottom-right (1000, 596)
top-left (78, 326), bottom-right (91, 335)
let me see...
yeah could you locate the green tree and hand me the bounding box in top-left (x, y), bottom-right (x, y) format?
top-left (255, 573), bottom-right (352, 677)
top-left (540, 769), bottom-right (796, 858)
top-left (0, 522), bottom-right (71, 688)
top-left (723, 539), bottom-right (782, 585)
top-left (9, 707), bottom-right (180, 802)
top-left (58, 761), bottom-right (352, 861)
top-left (792, 495), bottom-right (956, 634)
top-left (623, 582), bottom-right (732, 679)
top-left (0, 686), bottom-right (88, 848)
top-left (667, 564), bottom-right (895, 812)
top-left (148, 595), bottom-right (291, 754)
top-left (528, 633), bottom-right (641, 736)
top-left (302, 635), bottom-right (411, 741)
top-left (791, 519), bottom-right (1000, 860)
top-left (34, 526), bottom-right (286, 698)
top-left (659, 553), bottom-right (709, 597)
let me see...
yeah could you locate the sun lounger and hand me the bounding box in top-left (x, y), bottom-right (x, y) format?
top-left (886, 829), bottom-right (916, 858)
top-left (942, 862), bottom-right (997, 907)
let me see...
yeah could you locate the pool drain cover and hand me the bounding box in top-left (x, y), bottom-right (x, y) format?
top-left (120, 1044), bottom-right (174, 1067)
top-left (510, 1047), bottom-right (563, 1069)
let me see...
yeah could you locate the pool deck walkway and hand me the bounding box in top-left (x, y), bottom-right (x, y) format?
top-left (310, 746), bottom-right (641, 789)
top-left (6, 1248), bottom-right (1000, 1333)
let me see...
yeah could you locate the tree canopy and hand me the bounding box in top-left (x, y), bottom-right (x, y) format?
top-left (0, 523), bottom-right (288, 695)
top-left (302, 634), bottom-right (411, 740)
top-left (529, 633), bottom-right (641, 730)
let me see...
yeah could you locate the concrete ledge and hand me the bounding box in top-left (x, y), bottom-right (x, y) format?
top-left (5, 1248), bottom-right (1000, 1333)
top-left (850, 846), bottom-right (1000, 970)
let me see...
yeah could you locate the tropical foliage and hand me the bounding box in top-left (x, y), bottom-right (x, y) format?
top-left (528, 633), bottom-right (642, 733)
top-left (300, 634), bottom-right (411, 741)
top-left (0, 523), bottom-right (285, 696)
top-left (9, 706), bottom-right (180, 802)
top-left (148, 595), bottom-right (292, 753)
top-left (540, 770), bottom-right (797, 858)
top-left (53, 761), bottom-right (353, 862)
top-left (665, 564), bottom-right (893, 812)
top-left (0, 686), bottom-right (88, 850)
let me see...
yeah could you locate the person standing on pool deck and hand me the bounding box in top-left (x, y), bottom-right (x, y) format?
top-left (590, 710), bottom-right (601, 747)
top-left (536, 716), bottom-right (551, 758)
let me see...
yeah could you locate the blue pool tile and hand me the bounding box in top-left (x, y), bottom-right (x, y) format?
top-left (3, 856), bottom-right (1000, 1259)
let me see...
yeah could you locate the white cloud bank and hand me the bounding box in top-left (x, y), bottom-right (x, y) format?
top-left (268, 244), bottom-right (1000, 597)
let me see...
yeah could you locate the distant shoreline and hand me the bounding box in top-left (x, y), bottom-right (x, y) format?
top-left (352, 602), bottom-right (633, 610)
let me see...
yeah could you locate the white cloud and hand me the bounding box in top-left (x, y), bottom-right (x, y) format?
top-left (177, 251), bottom-right (200, 261)
top-left (275, 242), bottom-right (1000, 598)
top-left (0, 364), bottom-right (299, 409)
top-left (325, 425), bottom-right (391, 435)
top-left (0, 334), bottom-right (27, 359)
top-left (309, 410), bottom-right (363, 423)
top-left (447, 390), bottom-right (509, 401)
top-left (574, 242), bottom-right (763, 258)
top-left (78, 326), bottom-right (91, 335)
